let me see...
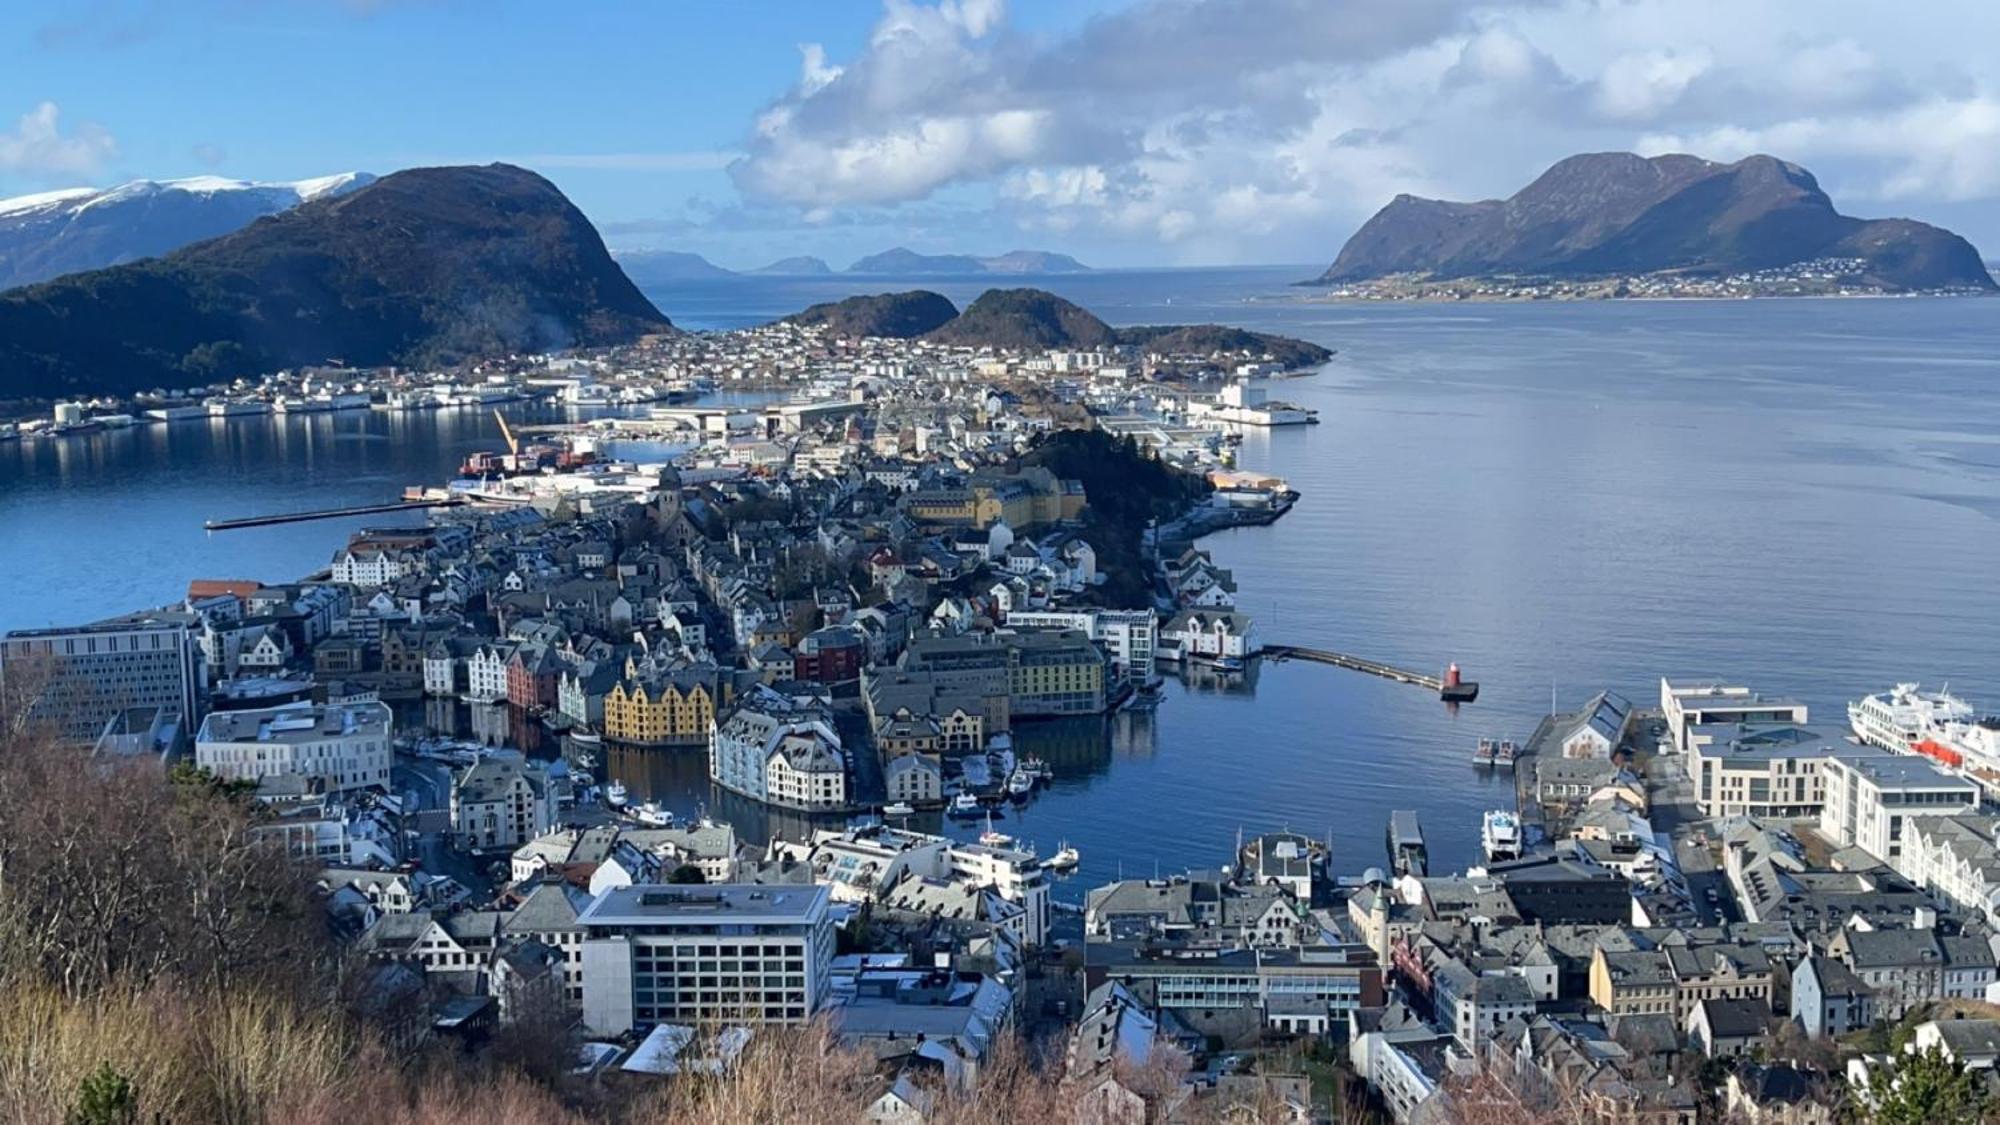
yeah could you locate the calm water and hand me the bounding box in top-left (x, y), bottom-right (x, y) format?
top-left (6, 268), bottom-right (1999, 888)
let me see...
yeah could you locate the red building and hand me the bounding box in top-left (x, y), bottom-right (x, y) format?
top-left (505, 645), bottom-right (563, 710)
top-left (794, 626), bottom-right (866, 690)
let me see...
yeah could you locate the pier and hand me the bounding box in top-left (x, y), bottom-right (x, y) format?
top-left (1257, 644), bottom-right (1478, 702)
top-left (204, 498), bottom-right (465, 531)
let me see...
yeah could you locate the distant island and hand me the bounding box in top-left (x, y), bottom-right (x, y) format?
top-left (0, 164), bottom-right (671, 400)
top-left (1311, 152), bottom-right (1996, 298)
top-left (616, 246), bottom-right (1091, 285)
top-left (781, 286), bottom-right (1331, 370)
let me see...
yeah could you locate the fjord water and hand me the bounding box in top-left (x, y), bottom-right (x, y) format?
top-left (4, 267), bottom-right (1998, 881)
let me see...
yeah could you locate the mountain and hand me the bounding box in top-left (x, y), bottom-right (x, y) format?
top-left (924, 288), bottom-right (1120, 349)
top-left (1317, 152), bottom-right (1995, 291)
top-left (0, 163), bottom-right (671, 400)
top-left (786, 290), bottom-right (959, 338)
top-left (845, 246), bottom-right (1091, 275)
top-left (613, 249), bottom-right (738, 284)
top-left (749, 255), bottom-right (833, 276)
top-left (0, 172), bottom-right (375, 291)
top-left (894, 287), bottom-right (1330, 368)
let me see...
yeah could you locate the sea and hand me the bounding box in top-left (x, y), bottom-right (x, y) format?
top-left (4, 265), bottom-right (1998, 889)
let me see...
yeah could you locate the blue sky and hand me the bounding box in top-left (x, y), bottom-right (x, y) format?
top-left (6, 1), bottom-right (2000, 268)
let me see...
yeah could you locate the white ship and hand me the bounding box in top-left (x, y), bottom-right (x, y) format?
top-left (1481, 810), bottom-right (1522, 864)
top-left (1848, 683), bottom-right (1975, 751)
top-left (604, 781), bottom-right (628, 808)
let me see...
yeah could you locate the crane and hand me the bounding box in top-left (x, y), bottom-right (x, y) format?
top-left (492, 408), bottom-right (520, 457)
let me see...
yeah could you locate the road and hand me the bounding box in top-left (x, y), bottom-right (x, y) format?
top-left (1644, 750), bottom-right (1741, 927)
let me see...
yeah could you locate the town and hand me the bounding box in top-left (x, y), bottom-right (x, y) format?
top-left (2, 321), bottom-right (1997, 1122)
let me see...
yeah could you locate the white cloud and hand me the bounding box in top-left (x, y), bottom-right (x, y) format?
top-left (0, 102), bottom-right (117, 179)
top-left (720, 0), bottom-right (2000, 262)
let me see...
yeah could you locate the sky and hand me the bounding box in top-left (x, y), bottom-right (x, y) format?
top-left (5, 0), bottom-right (2000, 269)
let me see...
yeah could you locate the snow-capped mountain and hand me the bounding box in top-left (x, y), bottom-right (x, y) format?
top-left (0, 172), bottom-right (376, 290)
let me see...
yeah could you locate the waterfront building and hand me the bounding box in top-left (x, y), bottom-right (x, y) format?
top-left (0, 617), bottom-right (203, 744)
top-left (450, 757), bottom-right (553, 852)
top-left (1006, 629), bottom-right (1106, 717)
top-left (602, 672), bottom-right (715, 746)
top-left (1158, 609), bottom-right (1256, 664)
top-left (195, 699), bottom-right (392, 794)
top-left (1556, 690), bottom-right (1632, 759)
top-left (864, 674), bottom-right (992, 752)
top-left (1659, 677), bottom-right (1809, 751)
top-left (1006, 608), bottom-right (1158, 686)
top-left (578, 884), bottom-right (834, 1035)
top-left (884, 752), bottom-right (942, 805)
top-left (1819, 753), bottom-right (1981, 865)
top-left (1685, 723), bottom-right (1857, 820)
top-left (709, 686), bottom-right (846, 809)
top-left (467, 642), bottom-right (513, 703)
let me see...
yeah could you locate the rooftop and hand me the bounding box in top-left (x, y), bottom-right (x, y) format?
top-left (577, 883), bottom-right (831, 927)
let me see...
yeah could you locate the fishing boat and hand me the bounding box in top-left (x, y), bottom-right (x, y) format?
top-left (569, 726), bottom-right (603, 747)
top-left (1022, 756), bottom-right (1052, 782)
top-left (883, 801), bottom-right (916, 818)
top-left (948, 791), bottom-right (982, 816)
top-left (1006, 769), bottom-right (1035, 797)
top-left (1046, 843), bottom-right (1080, 871)
top-left (604, 781), bottom-right (629, 809)
top-left (630, 801), bottom-right (673, 827)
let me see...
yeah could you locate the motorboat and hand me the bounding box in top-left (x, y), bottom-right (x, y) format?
top-left (604, 781), bottom-right (629, 808)
top-left (883, 801), bottom-right (916, 818)
top-left (1482, 810), bottom-right (1522, 863)
top-left (1006, 769), bottom-right (1035, 797)
top-left (630, 801), bottom-right (673, 827)
top-left (948, 791), bottom-right (982, 816)
top-left (1046, 844), bottom-right (1080, 871)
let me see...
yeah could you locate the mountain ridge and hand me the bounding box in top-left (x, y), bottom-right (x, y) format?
top-left (0, 163), bottom-right (670, 400)
top-left (0, 172), bottom-right (377, 291)
top-left (1316, 152), bottom-right (1995, 291)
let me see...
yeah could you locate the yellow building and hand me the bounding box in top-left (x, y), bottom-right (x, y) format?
top-left (603, 675), bottom-right (716, 746)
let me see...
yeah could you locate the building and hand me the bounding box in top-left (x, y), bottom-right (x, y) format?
top-left (0, 618), bottom-right (203, 743)
top-left (710, 687), bottom-right (847, 809)
top-left (578, 884), bottom-right (835, 1035)
top-left (195, 700), bottom-right (391, 794)
top-left (1659, 677), bottom-right (1809, 751)
top-left (1902, 814), bottom-right (2000, 928)
top-left (1006, 608), bottom-right (1158, 686)
top-left (603, 673), bottom-right (716, 746)
top-left (1006, 629), bottom-right (1106, 717)
top-left (1828, 926), bottom-right (1998, 1020)
top-left (794, 626), bottom-right (867, 690)
top-left (1790, 954), bottom-right (1874, 1039)
top-left (1819, 753), bottom-right (1981, 865)
top-left (1159, 609), bottom-right (1256, 664)
top-left (884, 753), bottom-right (943, 805)
top-left (451, 757), bottom-right (554, 852)
top-left (1686, 724), bottom-right (1855, 820)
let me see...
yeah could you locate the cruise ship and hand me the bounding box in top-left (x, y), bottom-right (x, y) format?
top-left (1481, 811), bottom-right (1522, 863)
top-left (1848, 683), bottom-right (1975, 751)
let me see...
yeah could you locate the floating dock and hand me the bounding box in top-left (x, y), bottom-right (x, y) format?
top-left (1387, 810), bottom-right (1428, 877)
top-left (1258, 645), bottom-right (1478, 702)
top-left (204, 498), bottom-right (465, 531)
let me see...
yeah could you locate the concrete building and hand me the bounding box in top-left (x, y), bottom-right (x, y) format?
top-left (1660, 677), bottom-right (1809, 751)
top-left (1006, 608), bottom-right (1158, 686)
top-left (578, 884), bottom-right (835, 1034)
top-left (1819, 753), bottom-right (1981, 865)
top-left (1686, 724), bottom-right (1856, 820)
top-left (195, 700), bottom-right (391, 794)
top-left (1, 618), bottom-right (203, 743)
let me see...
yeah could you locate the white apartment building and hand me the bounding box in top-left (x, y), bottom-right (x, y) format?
top-left (467, 643), bottom-right (511, 703)
top-left (195, 700), bottom-right (392, 794)
top-left (579, 884), bottom-right (835, 1035)
top-left (1005, 608), bottom-right (1158, 685)
top-left (772, 825), bottom-right (1053, 946)
top-left (331, 549), bottom-right (412, 588)
top-left (1820, 753), bottom-right (1981, 865)
top-left (1901, 815), bottom-right (2000, 929)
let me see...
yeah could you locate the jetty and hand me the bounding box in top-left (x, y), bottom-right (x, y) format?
top-left (1258, 644), bottom-right (1479, 702)
top-left (204, 498), bottom-right (465, 531)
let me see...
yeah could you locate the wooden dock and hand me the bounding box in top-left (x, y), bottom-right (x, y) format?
top-left (204, 498), bottom-right (465, 531)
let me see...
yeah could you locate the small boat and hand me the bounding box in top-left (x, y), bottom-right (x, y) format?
top-left (883, 801), bottom-right (915, 817)
top-left (948, 791), bottom-right (982, 816)
top-left (570, 727), bottom-right (603, 747)
top-left (630, 801), bottom-right (673, 827)
top-left (979, 829), bottom-right (1016, 848)
top-left (1006, 769), bottom-right (1035, 797)
top-left (604, 781), bottom-right (629, 808)
top-left (1046, 844), bottom-right (1080, 871)
top-left (1473, 737), bottom-right (1496, 766)
top-left (1481, 810), bottom-right (1522, 864)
